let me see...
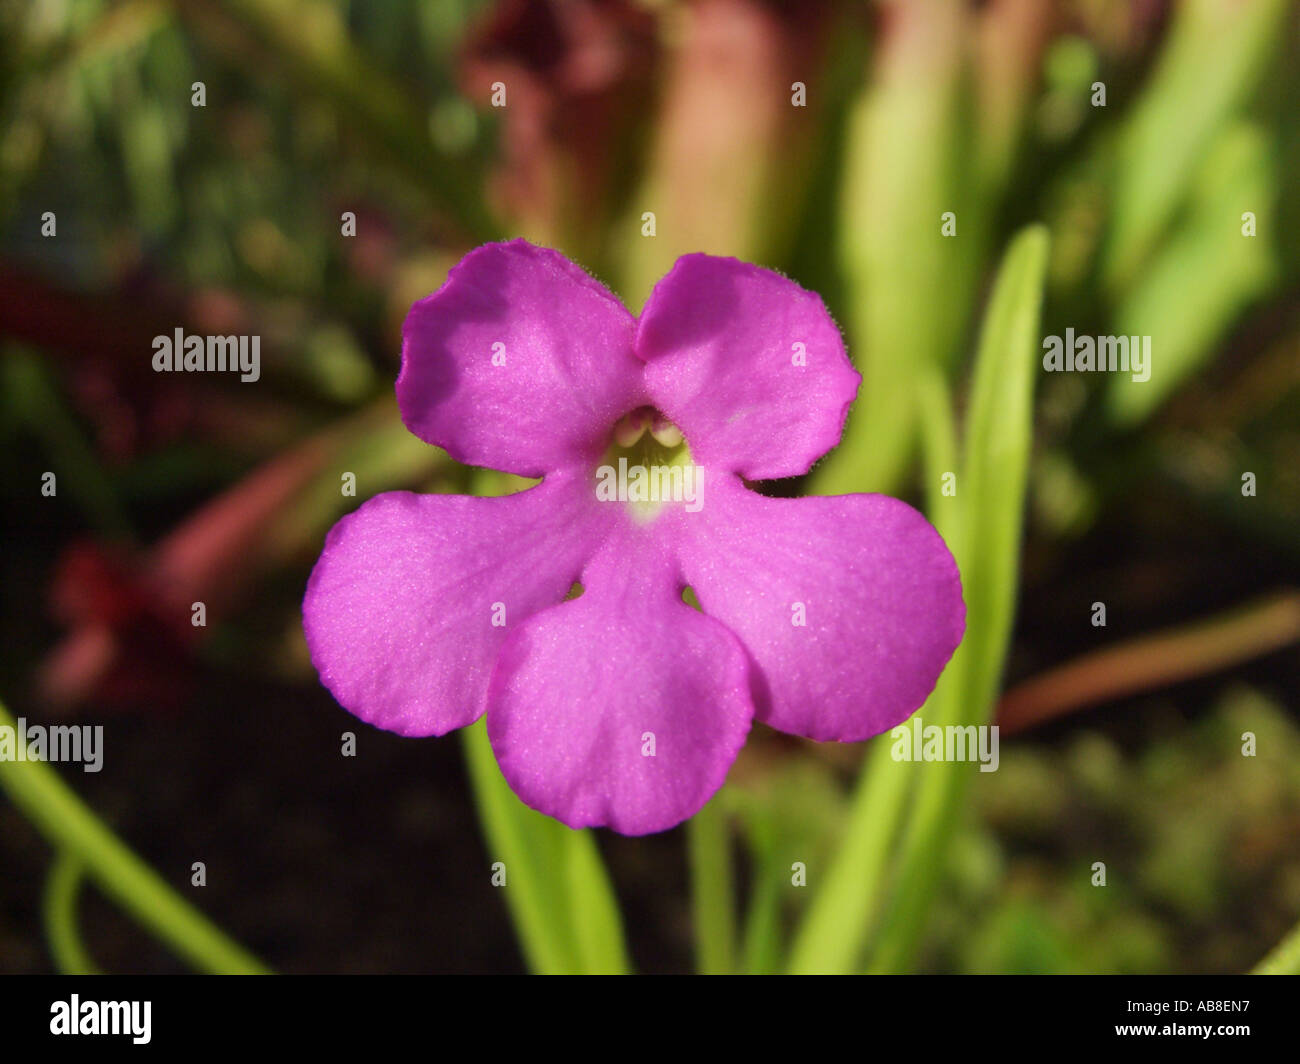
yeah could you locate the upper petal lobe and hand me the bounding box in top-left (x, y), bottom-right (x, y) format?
top-left (399, 240), bottom-right (647, 477)
top-left (635, 254), bottom-right (860, 480)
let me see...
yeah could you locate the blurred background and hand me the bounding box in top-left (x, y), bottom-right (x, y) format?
top-left (1, 0), bottom-right (1298, 973)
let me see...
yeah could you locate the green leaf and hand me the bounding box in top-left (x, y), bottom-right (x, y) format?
top-left (687, 798), bottom-right (737, 974)
top-left (810, 1), bottom-right (984, 497)
top-left (1103, 0), bottom-right (1286, 288)
top-left (179, 0), bottom-right (498, 240)
top-left (1253, 914), bottom-right (1300, 974)
top-left (563, 824), bottom-right (632, 975)
top-left (788, 225), bottom-right (1049, 974)
top-left (1106, 122), bottom-right (1277, 425)
top-left (785, 735), bottom-right (918, 974)
top-left (2, 349), bottom-right (134, 541)
top-left (868, 224), bottom-right (1049, 972)
top-left (949, 223), bottom-right (1050, 712)
top-left (726, 760), bottom-right (847, 974)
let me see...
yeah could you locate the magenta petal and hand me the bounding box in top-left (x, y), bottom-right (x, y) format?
top-left (678, 476), bottom-right (965, 742)
top-left (399, 240), bottom-right (646, 477)
top-left (486, 544), bottom-right (754, 835)
top-left (303, 478), bottom-right (604, 737)
top-left (635, 254), bottom-right (860, 480)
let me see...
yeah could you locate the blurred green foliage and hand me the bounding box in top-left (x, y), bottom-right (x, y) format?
top-left (942, 686), bottom-right (1300, 974)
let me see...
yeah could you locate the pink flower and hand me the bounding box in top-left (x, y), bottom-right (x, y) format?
top-left (303, 240), bottom-right (964, 835)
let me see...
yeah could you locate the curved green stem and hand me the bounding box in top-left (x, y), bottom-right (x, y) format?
top-left (1253, 917), bottom-right (1300, 974)
top-left (0, 697), bottom-right (269, 973)
top-left (43, 851), bottom-right (100, 974)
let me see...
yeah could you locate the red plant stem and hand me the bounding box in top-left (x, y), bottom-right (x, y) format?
top-left (997, 591), bottom-right (1300, 735)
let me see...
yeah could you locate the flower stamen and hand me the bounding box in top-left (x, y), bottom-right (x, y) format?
top-left (597, 407), bottom-right (699, 519)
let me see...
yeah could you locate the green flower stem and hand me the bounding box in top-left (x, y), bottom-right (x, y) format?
top-left (0, 697), bottom-right (269, 974)
top-left (459, 472), bottom-right (630, 974)
top-left (43, 851), bottom-right (100, 975)
top-left (1253, 917), bottom-right (1300, 975)
top-left (461, 719), bottom-right (631, 974)
top-left (785, 736), bottom-right (915, 974)
top-left (563, 827), bottom-right (632, 975)
top-left (738, 815), bottom-right (783, 975)
top-left (461, 720), bottom-right (577, 974)
top-left (740, 871), bottom-right (782, 975)
top-left (862, 701), bottom-right (969, 974)
top-left (687, 799), bottom-right (736, 974)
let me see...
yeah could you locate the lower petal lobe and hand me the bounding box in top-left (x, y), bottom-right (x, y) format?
top-left (677, 475), bottom-right (965, 742)
top-left (486, 537), bottom-right (754, 835)
top-left (303, 476), bottom-right (603, 737)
